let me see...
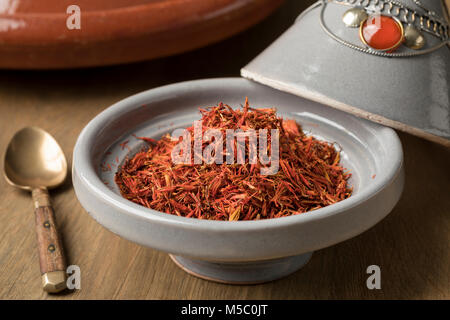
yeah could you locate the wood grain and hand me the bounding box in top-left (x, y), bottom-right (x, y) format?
top-left (32, 188), bottom-right (67, 275)
top-left (0, 0), bottom-right (449, 300)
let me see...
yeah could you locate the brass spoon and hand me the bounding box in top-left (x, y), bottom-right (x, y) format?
top-left (4, 127), bottom-right (68, 293)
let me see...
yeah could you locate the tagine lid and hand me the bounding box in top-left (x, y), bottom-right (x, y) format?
top-left (241, 0), bottom-right (450, 147)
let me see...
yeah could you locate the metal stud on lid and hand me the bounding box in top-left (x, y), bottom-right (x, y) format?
top-left (342, 7), bottom-right (368, 27)
top-left (241, 0), bottom-right (450, 147)
top-left (404, 24), bottom-right (426, 49)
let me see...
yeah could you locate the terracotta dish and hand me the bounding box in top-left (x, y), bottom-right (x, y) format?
top-left (0, 0), bottom-right (283, 69)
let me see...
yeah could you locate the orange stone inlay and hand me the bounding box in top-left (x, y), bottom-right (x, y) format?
top-left (361, 15), bottom-right (403, 51)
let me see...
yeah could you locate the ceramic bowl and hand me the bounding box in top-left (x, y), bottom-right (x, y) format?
top-left (72, 78), bottom-right (404, 284)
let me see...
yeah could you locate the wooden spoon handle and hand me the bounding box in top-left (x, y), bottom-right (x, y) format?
top-left (32, 188), bottom-right (67, 293)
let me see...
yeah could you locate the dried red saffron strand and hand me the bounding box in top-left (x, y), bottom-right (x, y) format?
top-left (115, 99), bottom-right (352, 221)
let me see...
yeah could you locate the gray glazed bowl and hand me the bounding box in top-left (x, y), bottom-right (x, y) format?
top-left (73, 78), bottom-right (404, 284)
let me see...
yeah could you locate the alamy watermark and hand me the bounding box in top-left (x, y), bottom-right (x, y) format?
top-left (66, 265), bottom-right (81, 290)
top-left (66, 5), bottom-right (81, 30)
top-left (366, 265), bottom-right (381, 290)
top-left (170, 121), bottom-right (280, 175)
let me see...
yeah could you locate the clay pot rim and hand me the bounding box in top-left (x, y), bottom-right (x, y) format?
top-left (0, 0), bottom-right (232, 18)
top-left (0, 0), bottom-right (276, 44)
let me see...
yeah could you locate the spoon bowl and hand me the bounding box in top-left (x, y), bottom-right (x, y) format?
top-left (4, 127), bottom-right (67, 190)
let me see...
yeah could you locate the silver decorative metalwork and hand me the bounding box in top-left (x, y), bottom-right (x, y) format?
top-left (404, 24), bottom-right (426, 49)
top-left (318, 0), bottom-right (450, 57)
top-left (342, 7), bottom-right (368, 27)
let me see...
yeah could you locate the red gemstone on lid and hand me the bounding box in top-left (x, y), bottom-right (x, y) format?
top-left (360, 15), bottom-right (404, 51)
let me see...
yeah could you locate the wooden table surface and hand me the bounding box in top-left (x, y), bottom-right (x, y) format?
top-left (0, 0), bottom-right (449, 300)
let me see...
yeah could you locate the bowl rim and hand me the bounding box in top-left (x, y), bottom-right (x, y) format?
top-left (73, 77), bottom-right (403, 232)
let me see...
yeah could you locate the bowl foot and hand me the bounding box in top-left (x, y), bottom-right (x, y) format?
top-left (169, 252), bottom-right (313, 284)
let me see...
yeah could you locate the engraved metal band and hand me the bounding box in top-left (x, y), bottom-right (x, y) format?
top-left (318, 0), bottom-right (450, 57)
top-left (333, 0), bottom-right (449, 40)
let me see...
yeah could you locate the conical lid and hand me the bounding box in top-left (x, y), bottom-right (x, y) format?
top-left (242, 0), bottom-right (450, 147)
